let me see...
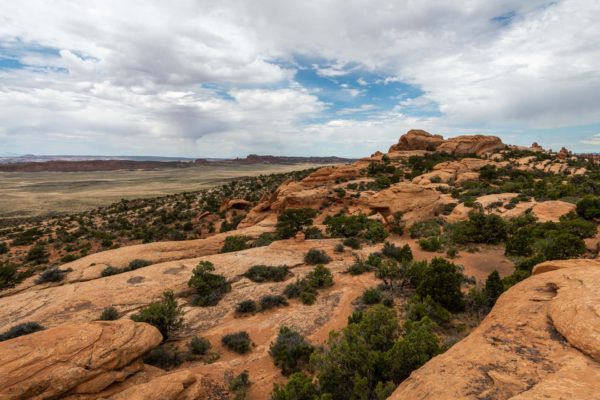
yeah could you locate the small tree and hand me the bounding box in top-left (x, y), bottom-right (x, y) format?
top-left (304, 249), bottom-right (331, 265)
top-left (277, 208), bottom-right (318, 239)
top-left (375, 259), bottom-right (401, 291)
top-left (187, 261), bottom-right (231, 306)
top-left (416, 258), bottom-right (465, 312)
top-left (131, 290), bottom-right (183, 340)
top-left (306, 265), bottom-right (334, 288)
top-left (221, 235), bottom-right (252, 253)
top-left (484, 270), bottom-right (504, 307)
top-left (271, 373), bottom-right (319, 400)
top-left (222, 331), bottom-right (252, 354)
top-left (270, 326), bottom-right (314, 375)
top-left (577, 195), bottom-right (600, 219)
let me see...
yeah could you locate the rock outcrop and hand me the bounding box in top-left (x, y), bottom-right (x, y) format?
top-left (388, 129), bottom-right (444, 152)
top-left (436, 134), bottom-right (506, 156)
top-left (391, 262), bottom-right (600, 399)
top-left (388, 130), bottom-right (505, 156)
top-left (0, 320), bottom-right (161, 399)
top-left (110, 370), bottom-right (205, 400)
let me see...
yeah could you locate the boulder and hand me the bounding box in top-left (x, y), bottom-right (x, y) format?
top-left (391, 262), bottom-right (600, 399)
top-left (436, 135), bottom-right (506, 156)
top-left (0, 320), bottom-right (161, 399)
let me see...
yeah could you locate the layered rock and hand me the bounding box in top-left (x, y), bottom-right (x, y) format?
top-left (389, 130), bottom-right (505, 156)
top-left (361, 182), bottom-right (444, 225)
top-left (391, 262), bottom-right (600, 399)
top-left (388, 129), bottom-right (444, 152)
top-left (436, 134), bottom-right (506, 156)
top-left (0, 320), bottom-right (161, 399)
top-left (110, 370), bottom-right (205, 400)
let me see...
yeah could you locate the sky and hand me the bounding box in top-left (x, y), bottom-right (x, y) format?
top-left (1, 0), bottom-right (600, 157)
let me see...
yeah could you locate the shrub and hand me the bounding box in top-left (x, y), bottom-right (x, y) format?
top-left (306, 265), bottom-right (334, 288)
top-left (221, 235), bottom-right (252, 253)
top-left (35, 267), bottom-right (69, 284)
top-left (284, 279), bottom-right (318, 305)
top-left (342, 237), bottom-right (361, 249)
top-left (362, 288), bottom-right (383, 304)
top-left (244, 265), bottom-right (290, 283)
top-left (260, 295), bottom-right (289, 310)
top-left (448, 211), bottom-right (507, 245)
top-left (128, 259), bottom-right (152, 269)
top-left (324, 214), bottom-right (388, 243)
top-left (389, 318), bottom-right (440, 381)
top-left (253, 232), bottom-right (277, 247)
top-left (390, 211), bottom-right (405, 235)
top-left (100, 266), bottom-right (121, 277)
top-left (222, 331), bottom-right (252, 354)
top-left (416, 258), bottom-right (465, 312)
top-left (484, 270), bottom-right (503, 307)
top-left (189, 336), bottom-right (211, 355)
top-left (346, 257), bottom-right (372, 275)
top-left (99, 306), bottom-right (119, 321)
top-left (304, 226), bottom-right (324, 239)
top-left (229, 370), bottom-right (251, 400)
top-left (271, 372), bottom-right (318, 400)
top-left (131, 290), bottom-right (183, 340)
top-left (26, 243), bottom-right (48, 265)
top-left (409, 220), bottom-right (441, 238)
top-left (304, 249), bottom-right (331, 265)
top-left (0, 322), bottom-right (45, 342)
top-left (404, 295), bottom-right (451, 324)
top-left (143, 346), bottom-right (183, 369)
top-left (0, 262), bottom-right (22, 290)
top-left (576, 195), bottom-right (600, 219)
top-left (334, 243), bottom-right (345, 253)
top-left (538, 231), bottom-right (585, 260)
top-left (418, 236), bottom-right (442, 252)
top-left (382, 242), bottom-right (413, 263)
top-left (375, 259), bottom-right (401, 290)
top-left (276, 208), bottom-right (318, 239)
top-left (270, 326), bottom-right (314, 375)
top-left (236, 300), bottom-right (258, 315)
top-left (0, 242), bottom-right (8, 254)
top-left (188, 261), bottom-right (231, 306)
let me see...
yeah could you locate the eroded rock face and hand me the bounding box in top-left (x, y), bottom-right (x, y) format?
top-left (362, 182), bottom-right (442, 225)
top-left (436, 134), bottom-right (506, 156)
top-left (388, 129), bottom-right (444, 152)
top-left (391, 262), bottom-right (600, 399)
top-left (0, 320), bottom-right (161, 399)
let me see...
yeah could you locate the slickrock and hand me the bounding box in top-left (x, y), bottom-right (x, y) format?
top-left (362, 182), bottom-right (442, 225)
top-left (436, 134), bottom-right (506, 156)
top-left (391, 262), bottom-right (600, 399)
top-left (412, 158), bottom-right (495, 185)
top-left (0, 320), bottom-right (161, 400)
top-left (5, 224), bottom-right (270, 296)
top-left (531, 200), bottom-right (577, 222)
top-left (532, 258), bottom-right (600, 275)
top-left (109, 370), bottom-right (205, 400)
top-left (388, 129), bottom-right (444, 152)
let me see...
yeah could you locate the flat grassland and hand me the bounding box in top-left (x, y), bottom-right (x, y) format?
top-left (0, 163), bottom-right (319, 219)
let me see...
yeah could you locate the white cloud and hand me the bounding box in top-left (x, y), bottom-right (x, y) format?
top-left (0, 0), bottom-right (599, 156)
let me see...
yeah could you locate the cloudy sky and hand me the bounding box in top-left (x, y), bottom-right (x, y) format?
top-left (1, 0), bottom-right (599, 157)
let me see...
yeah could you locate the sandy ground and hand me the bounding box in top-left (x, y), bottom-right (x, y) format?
top-left (0, 163), bottom-right (320, 219)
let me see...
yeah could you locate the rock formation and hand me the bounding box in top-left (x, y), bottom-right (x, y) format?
top-left (388, 129), bottom-right (506, 156)
top-left (388, 129), bottom-right (444, 152)
top-left (391, 261), bottom-right (600, 399)
top-left (0, 320), bottom-right (161, 399)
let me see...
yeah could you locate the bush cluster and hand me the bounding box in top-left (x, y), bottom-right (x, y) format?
top-left (276, 208), bottom-right (318, 239)
top-left (324, 213), bottom-right (388, 243)
top-left (244, 265), bottom-right (290, 283)
top-left (304, 249), bottom-right (331, 265)
top-left (270, 326), bottom-right (314, 376)
top-left (222, 331), bottom-right (252, 354)
top-left (0, 322), bottom-right (45, 342)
